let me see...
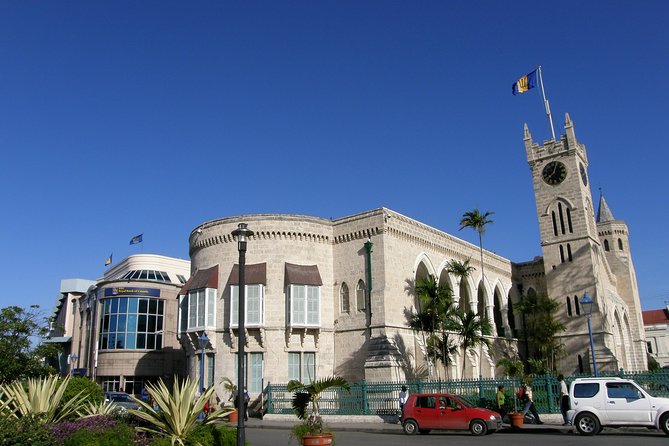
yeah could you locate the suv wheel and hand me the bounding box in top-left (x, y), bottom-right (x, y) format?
top-left (659, 413), bottom-right (669, 435)
top-left (403, 419), bottom-right (418, 435)
top-left (574, 412), bottom-right (600, 436)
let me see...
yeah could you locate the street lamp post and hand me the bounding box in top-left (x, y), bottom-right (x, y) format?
top-left (198, 332), bottom-right (209, 394)
top-left (232, 223), bottom-right (253, 446)
top-left (70, 353), bottom-right (78, 377)
top-left (580, 291), bottom-right (598, 377)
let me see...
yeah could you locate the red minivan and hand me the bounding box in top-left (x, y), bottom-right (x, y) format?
top-left (402, 393), bottom-right (502, 436)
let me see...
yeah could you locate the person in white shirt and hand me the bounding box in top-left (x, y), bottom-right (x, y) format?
top-left (558, 374), bottom-right (570, 425)
top-left (399, 385), bottom-right (408, 421)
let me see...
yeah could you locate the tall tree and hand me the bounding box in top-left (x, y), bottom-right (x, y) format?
top-left (459, 209), bottom-right (494, 309)
top-left (0, 306), bottom-right (58, 383)
top-left (453, 309), bottom-right (492, 378)
top-left (516, 290), bottom-right (566, 372)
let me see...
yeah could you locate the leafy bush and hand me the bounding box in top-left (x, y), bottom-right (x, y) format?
top-left (149, 425), bottom-right (242, 446)
top-left (60, 423), bottom-right (136, 446)
top-left (50, 415), bottom-right (117, 444)
top-left (0, 415), bottom-right (52, 446)
top-left (62, 377), bottom-right (104, 406)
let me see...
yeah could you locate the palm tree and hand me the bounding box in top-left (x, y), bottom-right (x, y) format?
top-left (408, 275), bottom-right (454, 379)
top-left (287, 376), bottom-right (350, 435)
top-left (459, 209), bottom-right (494, 302)
top-left (454, 309), bottom-right (492, 378)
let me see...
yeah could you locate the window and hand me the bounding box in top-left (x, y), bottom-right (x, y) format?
top-left (566, 208), bottom-right (573, 233)
top-left (607, 382), bottom-right (642, 399)
top-left (289, 285), bottom-right (320, 327)
top-left (207, 354), bottom-right (215, 388)
top-left (250, 353), bottom-right (263, 393)
top-left (574, 383), bottom-right (600, 398)
top-left (566, 297), bottom-right (572, 317)
top-left (618, 239), bottom-right (624, 250)
top-left (231, 284), bottom-right (264, 327)
top-left (356, 280), bottom-right (366, 311)
top-left (340, 283), bottom-right (350, 314)
top-left (604, 239), bottom-right (610, 251)
top-left (415, 396), bottom-right (436, 408)
top-left (99, 297), bottom-right (164, 350)
top-left (567, 243), bottom-right (573, 261)
top-left (179, 288), bottom-right (217, 332)
top-left (558, 203), bottom-right (566, 235)
top-left (551, 211), bottom-right (558, 236)
top-left (559, 245), bottom-right (565, 263)
top-left (574, 296), bottom-right (581, 315)
top-left (288, 352), bottom-right (316, 382)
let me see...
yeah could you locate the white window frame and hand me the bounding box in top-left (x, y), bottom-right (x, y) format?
top-left (179, 288), bottom-right (217, 332)
top-left (287, 351), bottom-right (317, 383)
top-left (230, 284), bottom-right (265, 327)
top-left (289, 284), bottom-right (321, 327)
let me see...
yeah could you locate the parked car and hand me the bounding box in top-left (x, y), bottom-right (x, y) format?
top-left (567, 377), bottom-right (669, 436)
top-left (104, 391), bottom-right (141, 411)
top-left (401, 393), bottom-right (502, 436)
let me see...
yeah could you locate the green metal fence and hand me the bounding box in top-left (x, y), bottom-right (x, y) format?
top-left (265, 370), bottom-right (669, 415)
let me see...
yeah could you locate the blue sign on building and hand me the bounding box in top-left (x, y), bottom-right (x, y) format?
top-left (103, 287), bottom-right (161, 297)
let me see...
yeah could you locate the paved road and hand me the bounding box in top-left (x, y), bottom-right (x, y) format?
top-left (246, 426), bottom-right (669, 446)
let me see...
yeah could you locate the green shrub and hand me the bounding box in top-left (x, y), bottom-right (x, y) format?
top-left (62, 377), bottom-right (104, 407)
top-left (61, 423), bottom-right (135, 446)
top-left (0, 415), bottom-right (52, 446)
top-left (147, 425), bottom-right (243, 446)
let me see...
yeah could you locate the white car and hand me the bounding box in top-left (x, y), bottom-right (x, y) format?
top-left (567, 377), bottom-right (669, 436)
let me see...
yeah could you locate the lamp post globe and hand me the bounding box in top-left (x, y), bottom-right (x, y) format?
top-left (231, 223), bottom-right (253, 446)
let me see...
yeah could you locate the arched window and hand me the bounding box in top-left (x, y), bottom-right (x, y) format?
top-left (618, 238), bottom-right (624, 251)
top-left (559, 245), bottom-right (565, 263)
top-left (578, 355), bottom-right (584, 374)
top-left (558, 203), bottom-right (566, 235)
top-left (566, 297), bottom-right (572, 317)
top-left (574, 296), bottom-right (581, 315)
top-left (551, 211), bottom-right (558, 236)
top-left (604, 239), bottom-right (610, 251)
top-left (507, 297), bottom-right (516, 338)
top-left (567, 243), bottom-right (573, 262)
top-left (566, 208), bottom-right (573, 233)
top-left (356, 280), bottom-right (366, 311)
top-left (340, 283), bottom-right (350, 314)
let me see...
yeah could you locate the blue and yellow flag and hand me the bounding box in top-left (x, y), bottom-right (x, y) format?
top-left (129, 234), bottom-right (143, 245)
top-left (512, 70), bottom-right (537, 95)
top-left (105, 254), bottom-right (112, 267)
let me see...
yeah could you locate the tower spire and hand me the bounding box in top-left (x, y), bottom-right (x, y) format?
top-left (597, 189), bottom-right (616, 223)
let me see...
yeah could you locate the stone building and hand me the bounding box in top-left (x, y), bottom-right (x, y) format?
top-left (643, 306), bottom-right (669, 368)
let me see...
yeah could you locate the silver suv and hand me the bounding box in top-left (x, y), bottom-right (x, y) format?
top-left (568, 377), bottom-right (669, 436)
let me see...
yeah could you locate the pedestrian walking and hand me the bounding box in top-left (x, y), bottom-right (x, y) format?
top-left (399, 385), bottom-right (408, 421)
top-left (520, 383), bottom-right (543, 424)
top-left (558, 374), bottom-right (570, 425)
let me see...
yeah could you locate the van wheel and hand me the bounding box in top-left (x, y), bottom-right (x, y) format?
top-left (470, 419), bottom-right (488, 436)
top-left (659, 413), bottom-right (669, 435)
top-left (403, 419), bottom-right (418, 435)
top-left (574, 412), bottom-right (600, 436)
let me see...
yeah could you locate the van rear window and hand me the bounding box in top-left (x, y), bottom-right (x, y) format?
top-left (574, 383), bottom-right (600, 398)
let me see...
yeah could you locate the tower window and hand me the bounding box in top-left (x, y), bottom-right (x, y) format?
top-left (567, 243), bottom-right (573, 261)
top-left (558, 203), bottom-right (566, 235)
top-left (551, 211), bottom-right (558, 236)
top-left (604, 239), bottom-right (610, 251)
top-left (574, 296), bottom-right (581, 315)
top-left (566, 297), bottom-right (572, 317)
top-left (559, 245), bottom-right (565, 263)
top-left (566, 208), bottom-right (573, 233)
top-left (340, 283), bottom-right (350, 314)
top-left (618, 239), bottom-right (624, 251)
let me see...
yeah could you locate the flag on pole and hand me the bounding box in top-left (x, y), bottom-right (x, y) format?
top-left (512, 69), bottom-right (538, 95)
top-left (105, 254), bottom-right (113, 267)
top-left (129, 234), bottom-right (143, 245)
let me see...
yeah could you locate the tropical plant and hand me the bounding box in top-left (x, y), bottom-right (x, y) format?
top-left (453, 309), bottom-right (492, 377)
top-left (78, 399), bottom-right (119, 417)
top-left (496, 357), bottom-right (525, 412)
top-left (62, 376), bottom-right (105, 407)
top-left (287, 376), bottom-right (350, 440)
top-left (0, 375), bottom-right (86, 423)
top-left (128, 377), bottom-right (232, 446)
top-left (0, 415), bottom-right (52, 446)
top-left (219, 377), bottom-right (237, 406)
top-left (516, 290), bottom-right (566, 372)
top-left (459, 209), bottom-right (494, 292)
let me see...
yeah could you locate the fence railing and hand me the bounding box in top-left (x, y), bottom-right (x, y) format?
top-left (265, 370), bottom-right (669, 415)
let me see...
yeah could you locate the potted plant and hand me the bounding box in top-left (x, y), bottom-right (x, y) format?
top-left (496, 357), bottom-right (526, 428)
top-left (220, 377), bottom-right (238, 422)
top-left (287, 376), bottom-right (350, 445)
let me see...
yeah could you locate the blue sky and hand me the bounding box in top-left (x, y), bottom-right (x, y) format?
top-left (1, 1), bottom-right (667, 316)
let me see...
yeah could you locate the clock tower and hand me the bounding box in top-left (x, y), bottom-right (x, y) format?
top-left (523, 113), bottom-right (646, 373)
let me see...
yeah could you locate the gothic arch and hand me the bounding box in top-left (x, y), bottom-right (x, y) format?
top-left (413, 253), bottom-right (436, 278)
top-left (541, 196), bottom-right (577, 217)
top-left (492, 284), bottom-right (505, 337)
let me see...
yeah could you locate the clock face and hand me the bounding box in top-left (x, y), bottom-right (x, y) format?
top-left (580, 163), bottom-right (588, 186)
top-left (542, 161), bottom-right (567, 185)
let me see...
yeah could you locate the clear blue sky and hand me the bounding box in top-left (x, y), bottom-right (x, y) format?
top-left (1, 1), bottom-right (667, 316)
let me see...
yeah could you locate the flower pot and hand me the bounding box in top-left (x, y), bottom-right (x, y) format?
top-left (301, 433), bottom-right (333, 445)
top-left (228, 409), bottom-right (238, 423)
top-left (509, 412), bottom-right (524, 428)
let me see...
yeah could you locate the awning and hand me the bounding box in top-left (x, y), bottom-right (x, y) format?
top-left (227, 263), bottom-right (267, 285)
top-left (284, 263), bottom-right (323, 286)
top-left (45, 336), bottom-right (72, 344)
top-left (179, 265), bottom-right (219, 295)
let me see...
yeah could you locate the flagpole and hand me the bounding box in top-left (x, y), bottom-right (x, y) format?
top-left (538, 66), bottom-right (556, 140)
